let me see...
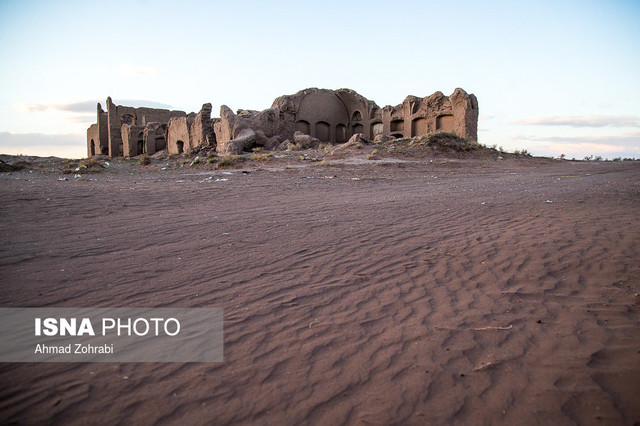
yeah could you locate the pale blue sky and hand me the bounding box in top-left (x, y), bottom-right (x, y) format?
top-left (0, 0), bottom-right (638, 158)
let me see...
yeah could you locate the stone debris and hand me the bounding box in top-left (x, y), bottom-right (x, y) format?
top-left (373, 134), bottom-right (396, 143)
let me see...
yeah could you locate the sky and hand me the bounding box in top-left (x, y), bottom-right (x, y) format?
top-left (0, 0), bottom-right (638, 159)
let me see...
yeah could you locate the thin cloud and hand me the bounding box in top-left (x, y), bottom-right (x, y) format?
top-left (18, 99), bottom-right (173, 114)
top-left (515, 115), bottom-right (640, 128)
top-left (512, 132), bottom-right (640, 158)
top-left (515, 132), bottom-right (640, 147)
top-left (18, 102), bottom-right (96, 114)
top-left (59, 101), bottom-right (98, 113)
top-left (21, 104), bottom-right (49, 113)
top-left (0, 131), bottom-right (84, 148)
top-left (557, 143), bottom-right (630, 155)
top-left (117, 99), bottom-right (173, 109)
top-left (534, 141), bottom-right (634, 156)
top-left (68, 115), bottom-right (97, 124)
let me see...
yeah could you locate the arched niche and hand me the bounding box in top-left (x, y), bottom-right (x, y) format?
top-left (295, 120), bottom-right (311, 135)
top-left (155, 125), bottom-right (167, 151)
top-left (315, 121), bottom-right (330, 142)
top-left (390, 120), bottom-right (404, 133)
top-left (336, 124), bottom-right (347, 143)
top-left (436, 115), bottom-right (454, 132)
top-left (371, 122), bottom-right (383, 137)
top-left (411, 118), bottom-right (428, 137)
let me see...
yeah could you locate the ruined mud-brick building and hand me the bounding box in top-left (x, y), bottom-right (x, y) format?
top-left (86, 97), bottom-right (214, 158)
top-left (87, 88), bottom-right (477, 157)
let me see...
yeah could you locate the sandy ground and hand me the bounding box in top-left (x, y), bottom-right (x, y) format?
top-left (0, 155), bottom-right (639, 425)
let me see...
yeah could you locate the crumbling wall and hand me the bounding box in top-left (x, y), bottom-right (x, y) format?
top-left (213, 106), bottom-right (234, 145)
top-left (165, 104), bottom-right (217, 154)
top-left (335, 89), bottom-right (379, 141)
top-left (135, 107), bottom-right (185, 127)
top-left (294, 89), bottom-right (349, 143)
top-left (212, 87), bottom-right (477, 154)
top-left (215, 88), bottom-right (382, 154)
top-left (121, 124), bottom-right (146, 158)
top-left (106, 97), bottom-right (123, 157)
top-left (269, 88), bottom-right (379, 143)
top-left (450, 88), bottom-right (478, 141)
top-left (87, 124), bottom-right (100, 157)
top-left (375, 89), bottom-right (478, 140)
top-left (167, 117), bottom-right (191, 154)
top-left (97, 104), bottom-right (108, 155)
top-left (190, 103), bottom-right (215, 149)
top-left (214, 106), bottom-right (281, 154)
top-left (142, 122), bottom-right (167, 156)
top-left (92, 97), bottom-right (188, 158)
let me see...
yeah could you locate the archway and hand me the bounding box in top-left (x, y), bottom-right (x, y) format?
top-left (121, 114), bottom-right (134, 125)
top-left (411, 118), bottom-right (428, 137)
top-left (336, 124), bottom-right (347, 143)
top-left (315, 121), bottom-right (330, 142)
top-left (156, 125), bottom-right (167, 151)
top-left (295, 120), bottom-right (311, 135)
top-left (371, 122), bottom-right (383, 137)
top-left (390, 120), bottom-right (404, 133)
top-left (177, 141), bottom-right (184, 154)
top-left (436, 115), bottom-right (454, 132)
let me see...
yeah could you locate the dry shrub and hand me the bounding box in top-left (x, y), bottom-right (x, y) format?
top-left (251, 152), bottom-right (273, 162)
top-left (216, 155), bottom-right (239, 169)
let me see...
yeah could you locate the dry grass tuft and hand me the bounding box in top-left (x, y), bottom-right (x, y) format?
top-left (216, 155), bottom-right (239, 169)
top-left (251, 152), bottom-right (273, 162)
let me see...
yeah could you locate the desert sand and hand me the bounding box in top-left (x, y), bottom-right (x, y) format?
top-left (0, 151), bottom-right (639, 424)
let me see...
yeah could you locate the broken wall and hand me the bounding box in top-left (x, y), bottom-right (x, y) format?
top-left (167, 117), bottom-right (191, 154)
top-left (135, 107), bottom-right (185, 126)
top-left (375, 89), bottom-right (478, 140)
top-left (269, 88), bottom-right (379, 144)
top-left (96, 97), bottom-right (188, 158)
top-left (87, 124), bottom-right (100, 157)
top-left (166, 104), bottom-right (216, 155)
top-left (96, 104), bottom-right (108, 155)
top-left (121, 124), bottom-right (146, 158)
top-left (189, 103), bottom-right (215, 148)
top-left (142, 122), bottom-right (167, 156)
top-left (213, 105), bottom-right (282, 154)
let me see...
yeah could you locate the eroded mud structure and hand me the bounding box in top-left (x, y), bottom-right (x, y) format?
top-left (87, 88), bottom-right (478, 158)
